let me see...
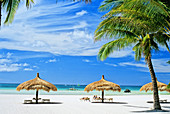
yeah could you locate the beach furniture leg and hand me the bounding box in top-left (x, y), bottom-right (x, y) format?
top-left (102, 90), bottom-right (104, 103)
top-left (36, 90), bottom-right (38, 104)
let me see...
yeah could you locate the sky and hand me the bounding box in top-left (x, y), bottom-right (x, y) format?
top-left (0, 0), bottom-right (169, 85)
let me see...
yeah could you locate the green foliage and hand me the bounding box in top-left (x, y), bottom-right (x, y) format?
top-left (167, 83), bottom-right (170, 89)
top-left (167, 61), bottom-right (170, 64)
top-left (1, 0), bottom-right (34, 25)
top-left (95, 0), bottom-right (170, 61)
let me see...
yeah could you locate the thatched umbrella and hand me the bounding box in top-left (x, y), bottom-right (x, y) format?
top-left (16, 73), bottom-right (57, 104)
top-left (84, 75), bottom-right (121, 103)
top-left (140, 80), bottom-right (169, 92)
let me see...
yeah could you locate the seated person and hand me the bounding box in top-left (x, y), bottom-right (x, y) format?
top-left (93, 95), bottom-right (97, 99)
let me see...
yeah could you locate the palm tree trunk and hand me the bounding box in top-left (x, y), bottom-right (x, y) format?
top-left (147, 56), bottom-right (161, 110)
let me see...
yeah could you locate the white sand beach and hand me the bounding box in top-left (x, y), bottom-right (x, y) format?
top-left (0, 94), bottom-right (170, 114)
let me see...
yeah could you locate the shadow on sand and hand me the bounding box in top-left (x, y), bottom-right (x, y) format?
top-left (131, 109), bottom-right (170, 113)
top-left (147, 101), bottom-right (170, 104)
top-left (124, 105), bottom-right (150, 109)
top-left (91, 102), bottom-right (128, 104)
top-left (23, 102), bottom-right (63, 104)
top-left (162, 106), bottom-right (170, 109)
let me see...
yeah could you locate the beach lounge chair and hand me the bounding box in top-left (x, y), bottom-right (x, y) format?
top-left (24, 100), bottom-right (32, 104)
top-left (80, 97), bottom-right (90, 101)
top-left (147, 99), bottom-right (168, 103)
top-left (42, 99), bottom-right (50, 102)
top-left (160, 99), bottom-right (167, 103)
top-left (33, 98), bottom-right (41, 100)
top-left (105, 98), bottom-right (113, 102)
top-left (93, 97), bottom-right (102, 102)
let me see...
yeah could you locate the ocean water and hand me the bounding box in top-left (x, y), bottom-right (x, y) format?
top-left (0, 83), bottom-right (169, 95)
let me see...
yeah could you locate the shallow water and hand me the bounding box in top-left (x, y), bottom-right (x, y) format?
top-left (0, 83), bottom-right (169, 95)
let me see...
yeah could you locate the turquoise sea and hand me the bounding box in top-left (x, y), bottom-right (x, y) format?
top-left (0, 83), bottom-right (169, 95)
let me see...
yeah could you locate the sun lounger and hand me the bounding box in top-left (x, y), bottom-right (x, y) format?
top-left (42, 99), bottom-right (50, 102)
top-left (147, 99), bottom-right (168, 103)
top-left (92, 97), bottom-right (113, 102)
top-left (80, 97), bottom-right (90, 101)
top-left (24, 100), bottom-right (32, 104)
top-left (92, 97), bottom-right (102, 102)
top-left (33, 98), bottom-right (41, 100)
top-left (105, 98), bottom-right (113, 102)
top-left (160, 99), bottom-right (167, 102)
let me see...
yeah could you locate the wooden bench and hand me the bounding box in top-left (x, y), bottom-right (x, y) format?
top-left (42, 99), bottom-right (50, 102)
top-left (33, 98), bottom-right (41, 100)
top-left (80, 97), bottom-right (90, 101)
top-left (105, 98), bottom-right (113, 102)
top-left (160, 99), bottom-right (167, 103)
top-left (24, 100), bottom-right (32, 104)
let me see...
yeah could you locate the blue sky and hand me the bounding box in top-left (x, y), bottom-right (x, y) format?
top-left (0, 0), bottom-right (169, 85)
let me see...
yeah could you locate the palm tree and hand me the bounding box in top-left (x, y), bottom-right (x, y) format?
top-left (167, 83), bottom-right (170, 89)
top-left (0, 0), bottom-right (34, 26)
top-left (95, 0), bottom-right (169, 110)
top-left (167, 61), bottom-right (170, 64)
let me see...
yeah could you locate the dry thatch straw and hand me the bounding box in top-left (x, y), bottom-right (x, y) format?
top-left (140, 81), bottom-right (169, 92)
top-left (84, 75), bottom-right (121, 92)
top-left (16, 73), bottom-right (57, 92)
top-left (16, 73), bottom-right (57, 104)
top-left (84, 75), bottom-right (121, 103)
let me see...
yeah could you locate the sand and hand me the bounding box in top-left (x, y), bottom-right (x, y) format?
top-left (0, 94), bottom-right (170, 114)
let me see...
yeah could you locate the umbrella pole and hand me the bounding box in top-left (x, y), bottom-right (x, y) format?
top-left (102, 90), bottom-right (104, 103)
top-left (36, 90), bottom-right (38, 104)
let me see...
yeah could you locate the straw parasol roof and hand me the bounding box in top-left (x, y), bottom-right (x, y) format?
top-left (16, 73), bottom-right (57, 92)
top-left (84, 75), bottom-right (121, 103)
top-left (16, 73), bottom-right (57, 104)
top-left (84, 75), bottom-right (121, 92)
top-left (140, 81), bottom-right (169, 92)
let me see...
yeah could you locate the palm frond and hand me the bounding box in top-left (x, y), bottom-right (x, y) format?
top-left (4, 0), bottom-right (20, 24)
top-left (98, 36), bottom-right (138, 61)
top-left (99, 0), bottom-right (123, 12)
top-left (95, 28), bottom-right (137, 41)
top-left (133, 41), bottom-right (143, 61)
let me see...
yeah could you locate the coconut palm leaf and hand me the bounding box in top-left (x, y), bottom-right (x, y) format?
top-left (167, 83), bottom-right (170, 89)
top-left (2, 0), bottom-right (34, 25)
top-left (3, 0), bottom-right (20, 24)
top-left (98, 36), bottom-right (138, 61)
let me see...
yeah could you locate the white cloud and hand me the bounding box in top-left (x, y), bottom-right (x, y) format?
top-left (105, 63), bottom-right (117, 67)
top-left (152, 59), bottom-right (170, 73)
top-left (23, 63), bottom-right (29, 66)
top-left (76, 10), bottom-right (87, 16)
top-left (0, 59), bottom-right (11, 64)
top-left (46, 59), bottom-right (57, 63)
top-left (0, 64), bottom-right (21, 72)
top-left (0, 0), bottom-right (132, 58)
top-left (0, 55), bottom-right (3, 58)
top-left (119, 58), bottom-right (170, 73)
top-left (0, 53), bottom-right (32, 72)
top-left (119, 62), bottom-right (147, 68)
top-left (6, 52), bottom-right (13, 58)
top-left (24, 68), bottom-right (33, 71)
top-left (109, 49), bottom-right (133, 58)
top-left (33, 66), bottom-right (38, 68)
top-left (82, 59), bottom-right (91, 62)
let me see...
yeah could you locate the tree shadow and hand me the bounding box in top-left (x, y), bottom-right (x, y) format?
top-left (23, 102), bottom-right (63, 104)
top-left (147, 102), bottom-right (170, 104)
top-left (91, 102), bottom-right (128, 104)
top-left (123, 105), bottom-right (150, 109)
top-left (131, 109), bottom-right (170, 113)
top-left (162, 106), bottom-right (170, 109)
